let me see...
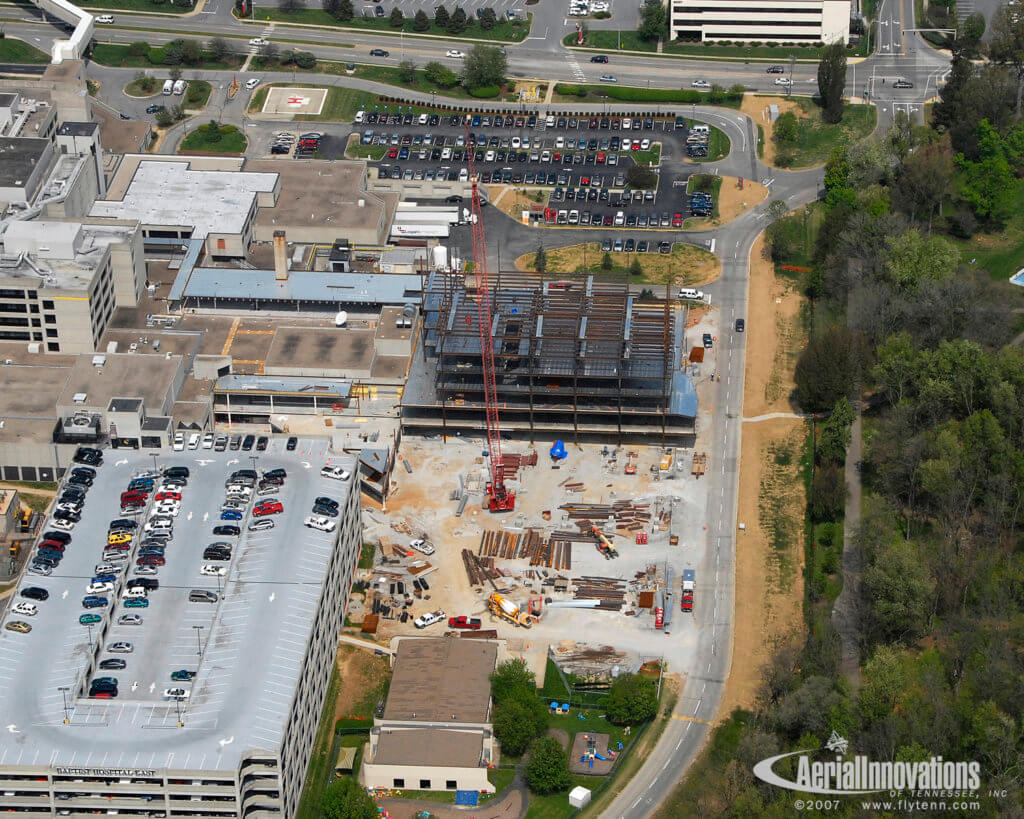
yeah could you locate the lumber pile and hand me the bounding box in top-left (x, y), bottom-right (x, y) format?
top-left (461, 549), bottom-right (501, 588)
top-left (501, 452), bottom-right (537, 479)
top-left (572, 576), bottom-right (627, 610)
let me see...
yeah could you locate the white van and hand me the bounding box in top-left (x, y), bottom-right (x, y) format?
top-left (172, 80), bottom-right (187, 95)
top-left (545, 115), bottom-right (555, 127)
top-left (418, 113), bottom-right (429, 125)
top-left (95, 14), bottom-right (114, 23)
top-left (689, 123), bottom-right (710, 135)
top-left (678, 288), bottom-right (705, 301)
top-left (162, 80), bottom-right (174, 95)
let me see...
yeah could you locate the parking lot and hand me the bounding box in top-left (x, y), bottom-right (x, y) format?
top-left (358, 112), bottom-right (718, 231)
top-left (0, 442), bottom-right (351, 726)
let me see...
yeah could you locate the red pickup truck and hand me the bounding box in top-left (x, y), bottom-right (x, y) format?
top-left (448, 616), bottom-right (482, 630)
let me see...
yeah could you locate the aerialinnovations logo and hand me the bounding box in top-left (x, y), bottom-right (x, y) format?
top-left (752, 732), bottom-right (983, 796)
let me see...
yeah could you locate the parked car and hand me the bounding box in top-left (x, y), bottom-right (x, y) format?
top-left (414, 610), bottom-right (446, 629)
top-left (409, 539), bottom-right (435, 556)
top-left (448, 616), bottom-right (482, 629)
top-left (304, 515), bottom-right (336, 532)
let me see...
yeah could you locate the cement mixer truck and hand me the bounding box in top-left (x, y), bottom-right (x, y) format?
top-left (488, 593), bottom-right (532, 628)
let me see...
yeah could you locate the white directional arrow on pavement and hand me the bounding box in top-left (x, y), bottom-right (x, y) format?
top-left (187, 512), bottom-right (193, 521)
top-left (131, 681), bottom-right (138, 692)
top-left (149, 683), bottom-right (155, 693)
top-left (115, 459), bottom-right (128, 466)
top-left (62, 590), bottom-right (68, 599)
top-left (7, 725), bottom-right (19, 734)
top-left (227, 458), bottom-right (239, 466)
top-left (301, 461), bottom-right (311, 470)
top-left (195, 459), bottom-right (213, 467)
top-left (219, 736), bottom-right (235, 747)
top-left (269, 592), bottom-right (275, 602)
top-left (203, 512), bottom-right (209, 522)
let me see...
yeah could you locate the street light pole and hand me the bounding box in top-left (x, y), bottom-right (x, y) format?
top-left (193, 625), bottom-right (204, 656)
top-left (175, 696), bottom-right (183, 728)
top-left (58, 686), bottom-right (70, 724)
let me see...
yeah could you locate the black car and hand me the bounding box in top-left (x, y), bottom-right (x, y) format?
top-left (21, 587), bottom-right (49, 601)
top-left (73, 447), bottom-right (102, 465)
top-left (204, 548), bottom-right (231, 561)
top-left (270, 144), bottom-right (290, 155)
top-left (312, 504), bottom-right (339, 518)
top-left (241, 435), bottom-right (255, 451)
top-left (164, 466), bottom-right (190, 479)
top-left (42, 530), bottom-right (71, 544)
top-left (231, 469), bottom-right (258, 480)
top-left (256, 436), bottom-right (269, 451)
top-left (766, 65), bottom-right (785, 74)
top-left (67, 474), bottom-right (92, 487)
top-left (370, 48), bottom-right (389, 56)
top-left (71, 466), bottom-right (96, 478)
top-left (213, 525), bottom-right (241, 537)
top-left (109, 519), bottom-right (138, 531)
top-left (702, 333), bottom-right (713, 348)
top-left (127, 578), bottom-right (159, 591)
top-left (286, 436), bottom-right (298, 451)
top-left (659, 241), bottom-right (671, 254)
top-left (264, 468), bottom-right (287, 480)
top-left (313, 496), bottom-right (338, 509)
top-left (590, 55), bottom-right (609, 63)
top-left (146, 104), bottom-right (166, 114)
top-left (601, 238), bottom-right (612, 252)
top-left (735, 318), bottom-right (745, 332)
top-left (99, 659), bottom-right (127, 670)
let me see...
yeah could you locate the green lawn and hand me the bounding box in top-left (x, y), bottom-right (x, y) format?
top-left (183, 79), bottom-right (212, 109)
top-left (71, 0), bottom-right (193, 13)
top-left (553, 83), bottom-right (743, 109)
top-left (91, 42), bottom-right (242, 70)
top-left (565, 30), bottom-right (868, 59)
top-left (0, 38), bottom-right (49, 64)
top-left (124, 78), bottom-right (159, 97)
top-left (179, 123), bottom-right (247, 155)
top-left (248, 7), bottom-right (531, 41)
top-left (247, 83), bottom-right (377, 121)
top-left (2, 480), bottom-right (56, 492)
top-left (684, 174), bottom-right (722, 226)
top-left (295, 665), bottom-right (343, 819)
top-left (327, 61), bottom-right (515, 101)
top-left (956, 180), bottom-right (1024, 280)
top-left (357, 541), bottom-right (376, 569)
top-left (567, 29), bottom-right (657, 52)
top-left (632, 143), bottom-right (661, 166)
top-left (776, 98), bottom-right (877, 168)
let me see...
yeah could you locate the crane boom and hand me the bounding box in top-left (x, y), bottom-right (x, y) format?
top-left (465, 121), bottom-right (514, 512)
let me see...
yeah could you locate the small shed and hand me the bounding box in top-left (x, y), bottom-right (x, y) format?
top-left (334, 746), bottom-right (357, 775)
top-left (569, 786), bottom-right (592, 808)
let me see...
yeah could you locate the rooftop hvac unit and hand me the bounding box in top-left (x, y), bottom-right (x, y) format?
top-left (92, 354), bottom-right (106, 367)
top-left (72, 393), bottom-right (87, 404)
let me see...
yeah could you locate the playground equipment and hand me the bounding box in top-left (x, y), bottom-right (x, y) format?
top-left (488, 593), bottom-right (532, 628)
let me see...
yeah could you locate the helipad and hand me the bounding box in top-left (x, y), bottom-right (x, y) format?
top-left (261, 86), bottom-right (327, 116)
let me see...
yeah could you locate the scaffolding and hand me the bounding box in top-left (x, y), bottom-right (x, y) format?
top-left (401, 271), bottom-right (698, 445)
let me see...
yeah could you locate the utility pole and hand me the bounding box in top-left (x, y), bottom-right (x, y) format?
top-left (193, 625), bottom-right (204, 656)
top-left (58, 687), bottom-right (70, 724)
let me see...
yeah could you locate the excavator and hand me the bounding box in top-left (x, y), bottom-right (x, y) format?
top-left (488, 593), bottom-right (533, 628)
top-left (591, 526), bottom-right (618, 559)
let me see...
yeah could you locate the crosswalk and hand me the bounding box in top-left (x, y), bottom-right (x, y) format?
top-left (565, 52), bottom-right (586, 82)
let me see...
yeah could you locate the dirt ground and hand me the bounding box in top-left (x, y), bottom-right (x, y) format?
top-left (741, 95), bottom-right (801, 167)
top-left (514, 242), bottom-right (721, 287)
top-left (492, 184), bottom-right (547, 220)
top-left (685, 176), bottom-right (769, 231)
top-left (332, 644), bottom-right (390, 723)
top-left (718, 233), bottom-right (806, 716)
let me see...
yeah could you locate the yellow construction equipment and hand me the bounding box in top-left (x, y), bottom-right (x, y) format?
top-left (659, 450), bottom-right (673, 472)
top-left (590, 526), bottom-right (618, 559)
top-left (488, 593), bottom-right (532, 628)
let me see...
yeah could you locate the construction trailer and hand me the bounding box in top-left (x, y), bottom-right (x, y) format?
top-left (401, 272), bottom-right (699, 445)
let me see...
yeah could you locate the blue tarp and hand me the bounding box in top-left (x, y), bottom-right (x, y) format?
top-left (455, 790), bottom-right (480, 806)
top-left (550, 440), bottom-right (567, 460)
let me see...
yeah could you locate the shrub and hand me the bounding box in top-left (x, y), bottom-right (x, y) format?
top-left (604, 673), bottom-right (658, 725)
top-left (425, 61), bottom-right (459, 88)
top-left (555, 83), bottom-right (587, 97)
top-left (525, 737), bottom-right (572, 794)
top-left (468, 85), bottom-right (500, 98)
top-left (129, 41), bottom-right (150, 57)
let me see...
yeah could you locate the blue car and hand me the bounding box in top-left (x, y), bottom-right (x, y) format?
top-left (220, 509), bottom-right (243, 521)
top-left (92, 573), bottom-right (116, 584)
top-left (82, 595), bottom-right (108, 609)
top-left (138, 548), bottom-right (165, 557)
top-left (79, 613), bottom-right (102, 625)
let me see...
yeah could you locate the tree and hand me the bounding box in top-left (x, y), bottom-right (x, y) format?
top-left (862, 540), bottom-right (935, 644)
top-left (629, 257), bottom-right (643, 277)
top-left (625, 164), bottom-right (657, 190)
top-left (335, 0), bottom-right (353, 20)
top-left (818, 397), bottom-right (855, 465)
top-left (134, 71), bottom-right (156, 92)
top-left (601, 251), bottom-right (613, 270)
top-left (480, 6), bottom-right (497, 29)
top-left (794, 326), bottom-right (871, 412)
top-left (808, 462), bottom-right (846, 521)
top-left (129, 41), bottom-right (150, 57)
top-left (490, 658), bottom-right (536, 702)
top-left (638, 0), bottom-right (666, 41)
top-left (957, 120), bottom-right (1017, 226)
top-left (891, 138), bottom-right (953, 226)
top-left (258, 42), bottom-right (280, 64)
top-left (434, 3), bottom-right (449, 28)
top-left (155, 109), bottom-right (173, 128)
top-left (534, 244), bottom-right (547, 273)
top-left (883, 230), bottom-right (959, 291)
top-left (493, 697), bottom-right (548, 755)
top-left (279, 0), bottom-right (303, 11)
top-left (448, 6), bottom-right (468, 33)
top-left (959, 12), bottom-right (986, 57)
top-left (988, 0), bottom-right (1024, 116)
top-left (525, 737), bottom-right (572, 795)
top-left (413, 9), bottom-right (430, 30)
top-left (322, 0), bottom-right (340, 14)
top-left (462, 44), bottom-right (506, 89)
top-left (171, 104), bottom-right (185, 121)
top-left (164, 41), bottom-right (184, 65)
top-left (294, 51), bottom-right (316, 69)
top-left (424, 60), bottom-right (459, 87)
top-left (207, 37), bottom-right (229, 61)
top-left (389, 7), bottom-right (404, 27)
top-left (816, 41), bottom-right (846, 124)
top-left (168, 65), bottom-right (183, 82)
top-left (773, 111), bottom-right (798, 145)
top-left (180, 39), bottom-right (203, 65)
top-left (321, 777), bottom-right (377, 819)
top-left (278, 48), bottom-right (297, 66)
top-left (398, 59), bottom-right (417, 83)
top-left (604, 673), bottom-right (658, 725)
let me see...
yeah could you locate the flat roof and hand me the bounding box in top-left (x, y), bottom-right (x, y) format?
top-left (0, 447), bottom-right (356, 774)
top-left (214, 374), bottom-right (351, 399)
top-left (374, 728), bottom-right (484, 768)
top-left (90, 160), bottom-right (278, 240)
top-left (265, 327), bottom-right (375, 372)
top-left (0, 360), bottom-right (72, 417)
top-left (169, 267), bottom-right (423, 307)
top-left (56, 353), bottom-right (181, 412)
top-left (57, 121), bottom-right (97, 137)
top-left (245, 159), bottom-right (382, 232)
top-left (383, 638), bottom-right (497, 724)
top-left (93, 108), bottom-right (150, 156)
top-left (0, 137), bottom-right (49, 189)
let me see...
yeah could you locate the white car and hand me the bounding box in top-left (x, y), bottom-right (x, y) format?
top-left (86, 582), bottom-right (114, 595)
top-left (304, 515), bottom-right (337, 532)
top-left (320, 465), bottom-right (351, 481)
top-left (201, 433), bottom-right (214, 449)
top-left (409, 539), bottom-right (435, 556)
top-left (245, 77), bottom-right (260, 90)
top-left (153, 504), bottom-right (180, 516)
top-left (774, 77), bottom-right (792, 86)
top-left (640, 138), bottom-right (651, 150)
top-left (225, 484), bottom-right (252, 496)
top-left (172, 433), bottom-right (185, 451)
top-left (164, 688), bottom-right (190, 700)
top-left (12, 602), bottom-right (37, 617)
top-left (51, 519), bottom-right (75, 532)
top-left (249, 37), bottom-right (269, 46)
top-left (446, 49), bottom-right (465, 58)
top-left (414, 610), bottom-right (445, 629)
top-left (133, 566), bottom-right (159, 577)
top-left (691, 79), bottom-right (711, 88)
top-left (248, 518), bottom-right (275, 532)
top-left (187, 433), bottom-right (201, 450)
top-left (200, 564), bottom-right (227, 577)
top-left (95, 13), bottom-right (114, 23)
top-left (599, 74), bottom-right (618, 83)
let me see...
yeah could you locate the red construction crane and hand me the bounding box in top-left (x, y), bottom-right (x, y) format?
top-left (465, 122), bottom-right (514, 512)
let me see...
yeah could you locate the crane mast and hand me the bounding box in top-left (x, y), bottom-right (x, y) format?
top-left (465, 121), bottom-right (515, 512)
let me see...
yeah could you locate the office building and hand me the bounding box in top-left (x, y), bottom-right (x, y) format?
top-left (668, 0), bottom-right (851, 44)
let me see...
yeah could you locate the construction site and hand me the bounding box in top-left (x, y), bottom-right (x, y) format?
top-left (400, 271), bottom-right (699, 445)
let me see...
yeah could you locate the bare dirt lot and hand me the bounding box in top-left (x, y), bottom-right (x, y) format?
top-left (719, 233), bottom-right (806, 716)
top-left (332, 644), bottom-right (390, 723)
top-left (514, 242), bottom-right (721, 286)
top-left (741, 95), bottom-right (801, 167)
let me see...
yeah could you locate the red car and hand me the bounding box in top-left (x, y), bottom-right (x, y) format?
top-left (39, 539), bottom-right (67, 551)
top-left (155, 491), bottom-right (181, 502)
top-left (253, 501), bottom-right (283, 517)
top-left (672, 213), bottom-right (683, 227)
top-left (680, 593), bottom-right (693, 612)
top-left (136, 555), bottom-right (165, 566)
top-left (631, 142), bottom-right (640, 151)
top-left (105, 543), bottom-right (130, 552)
top-left (120, 491), bottom-right (147, 504)
top-left (387, 147), bottom-right (398, 159)
top-left (596, 152), bottom-right (605, 164)
top-left (448, 616), bottom-right (482, 630)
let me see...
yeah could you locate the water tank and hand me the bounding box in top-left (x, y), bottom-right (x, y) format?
top-left (431, 245), bottom-right (448, 270)
top-left (335, 311), bottom-right (348, 327)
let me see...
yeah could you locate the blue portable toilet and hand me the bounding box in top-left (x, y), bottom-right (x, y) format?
top-left (550, 440), bottom-right (567, 460)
